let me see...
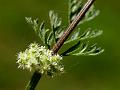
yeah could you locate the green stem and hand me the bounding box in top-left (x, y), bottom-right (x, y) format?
top-left (25, 71), bottom-right (42, 90)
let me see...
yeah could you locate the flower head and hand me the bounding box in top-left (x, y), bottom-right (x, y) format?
top-left (17, 43), bottom-right (64, 77)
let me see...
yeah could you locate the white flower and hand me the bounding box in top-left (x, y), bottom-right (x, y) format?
top-left (17, 43), bottom-right (64, 77)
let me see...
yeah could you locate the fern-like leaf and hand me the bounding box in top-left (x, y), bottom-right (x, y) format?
top-left (62, 41), bottom-right (104, 56)
top-left (80, 5), bottom-right (100, 24)
top-left (49, 10), bottom-right (62, 42)
top-left (64, 28), bottom-right (102, 46)
top-left (80, 28), bottom-right (103, 40)
top-left (68, 0), bottom-right (99, 24)
top-left (25, 17), bottom-right (50, 48)
top-left (68, 0), bottom-right (83, 23)
top-left (61, 41), bottom-right (80, 56)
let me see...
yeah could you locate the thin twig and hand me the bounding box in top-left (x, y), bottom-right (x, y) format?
top-left (52, 0), bottom-right (95, 54)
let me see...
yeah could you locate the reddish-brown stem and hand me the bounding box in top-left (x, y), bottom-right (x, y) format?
top-left (52, 0), bottom-right (95, 54)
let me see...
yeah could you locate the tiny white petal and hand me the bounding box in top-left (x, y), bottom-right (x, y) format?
top-left (17, 43), bottom-right (64, 77)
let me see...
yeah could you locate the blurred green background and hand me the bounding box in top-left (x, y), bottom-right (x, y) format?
top-left (0, 0), bottom-right (120, 90)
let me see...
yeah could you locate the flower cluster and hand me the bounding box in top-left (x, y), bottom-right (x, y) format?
top-left (17, 43), bottom-right (64, 77)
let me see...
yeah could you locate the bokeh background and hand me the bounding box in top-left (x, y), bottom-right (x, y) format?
top-left (0, 0), bottom-right (120, 90)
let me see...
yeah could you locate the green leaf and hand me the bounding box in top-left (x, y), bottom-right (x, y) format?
top-left (64, 27), bottom-right (103, 46)
top-left (80, 28), bottom-right (103, 40)
top-left (44, 29), bottom-right (50, 47)
top-left (49, 10), bottom-right (62, 43)
top-left (87, 47), bottom-right (104, 56)
top-left (33, 19), bottom-right (39, 33)
top-left (68, 0), bottom-right (99, 24)
top-left (69, 42), bottom-right (104, 56)
top-left (78, 41), bottom-right (89, 54)
top-left (64, 28), bottom-right (81, 45)
top-left (39, 22), bottom-right (45, 41)
top-left (80, 5), bottom-right (100, 24)
top-left (61, 41), bottom-right (80, 56)
top-left (47, 31), bottom-right (54, 48)
top-left (68, 0), bottom-right (83, 23)
top-left (49, 10), bottom-right (62, 30)
top-left (25, 17), bottom-right (39, 33)
top-left (39, 22), bottom-right (51, 48)
top-left (62, 39), bottom-right (104, 56)
top-left (25, 17), bottom-right (50, 48)
top-left (25, 3), bottom-right (104, 56)
top-left (25, 17), bottom-right (33, 25)
top-left (86, 5), bottom-right (100, 21)
top-left (70, 28), bottom-right (80, 40)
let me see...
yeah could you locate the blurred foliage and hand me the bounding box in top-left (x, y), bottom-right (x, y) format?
top-left (0, 0), bottom-right (120, 90)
